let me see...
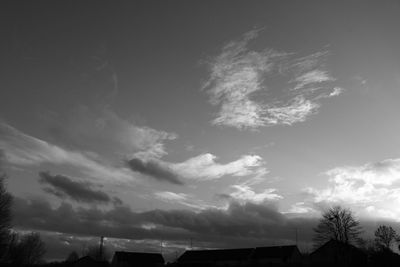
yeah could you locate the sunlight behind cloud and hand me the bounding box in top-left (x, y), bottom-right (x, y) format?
top-left (305, 158), bottom-right (400, 221)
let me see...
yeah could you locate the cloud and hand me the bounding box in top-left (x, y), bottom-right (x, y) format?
top-left (41, 106), bottom-right (177, 159)
top-left (0, 122), bottom-right (133, 183)
top-left (127, 153), bottom-right (264, 184)
top-left (203, 29), bottom-right (284, 129)
top-left (203, 30), bottom-right (340, 129)
top-left (0, 149), bottom-right (5, 171)
top-left (154, 191), bottom-right (213, 210)
top-left (154, 191), bottom-right (189, 201)
top-left (39, 171), bottom-right (120, 204)
top-left (227, 185), bottom-right (283, 203)
top-left (126, 158), bottom-right (184, 185)
top-left (305, 158), bottom-right (400, 220)
top-left (286, 202), bottom-right (316, 215)
top-left (216, 167), bottom-right (282, 205)
top-left (174, 154), bottom-right (263, 179)
top-left (292, 70), bottom-right (335, 90)
top-left (15, 195), bottom-right (400, 260)
top-left (12, 196), bottom-right (317, 249)
top-left (327, 87), bottom-right (343, 97)
top-left (266, 96), bottom-right (320, 125)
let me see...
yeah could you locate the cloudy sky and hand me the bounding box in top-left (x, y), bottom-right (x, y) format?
top-left (1, 0), bottom-right (400, 261)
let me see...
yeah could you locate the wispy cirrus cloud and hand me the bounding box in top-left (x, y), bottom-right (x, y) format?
top-left (154, 191), bottom-right (189, 202)
top-left (265, 96), bottom-right (320, 125)
top-left (305, 158), bottom-right (400, 221)
top-left (41, 106), bottom-right (177, 159)
top-left (203, 29), bottom-right (342, 129)
top-left (0, 122), bottom-right (132, 182)
top-left (154, 191), bottom-right (214, 210)
top-left (292, 70), bottom-right (335, 90)
top-left (127, 153), bottom-right (263, 184)
top-left (203, 29), bottom-right (284, 129)
top-left (39, 171), bottom-right (122, 204)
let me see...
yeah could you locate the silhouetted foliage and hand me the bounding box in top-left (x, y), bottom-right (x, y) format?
top-left (65, 250), bottom-right (79, 262)
top-left (313, 206), bottom-right (363, 247)
top-left (374, 225), bottom-right (399, 251)
top-left (0, 170), bottom-right (13, 261)
top-left (3, 231), bottom-right (19, 264)
top-left (368, 247), bottom-right (400, 267)
top-left (84, 244), bottom-right (110, 262)
top-left (358, 237), bottom-right (380, 255)
top-left (4, 232), bottom-right (46, 265)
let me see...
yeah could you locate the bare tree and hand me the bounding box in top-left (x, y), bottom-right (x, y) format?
top-left (313, 206), bottom-right (363, 247)
top-left (0, 153), bottom-right (13, 261)
top-left (85, 244), bottom-right (110, 261)
top-left (374, 225), bottom-right (399, 250)
top-left (6, 232), bottom-right (46, 265)
top-left (66, 250), bottom-right (79, 262)
top-left (0, 177), bottom-right (11, 234)
top-left (21, 233), bottom-right (46, 264)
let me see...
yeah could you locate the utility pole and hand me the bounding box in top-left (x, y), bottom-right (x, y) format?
top-left (295, 228), bottom-right (298, 246)
top-left (99, 236), bottom-right (104, 260)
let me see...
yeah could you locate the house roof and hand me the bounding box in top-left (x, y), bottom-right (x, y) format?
top-left (73, 256), bottom-right (108, 267)
top-left (112, 251), bottom-right (164, 264)
top-left (178, 245), bottom-right (300, 263)
top-left (310, 239), bottom-right (365, 256)
top-left (252, 245), bottom-right (299, 260)
top-left (178, 248), bottom-right (254, 262)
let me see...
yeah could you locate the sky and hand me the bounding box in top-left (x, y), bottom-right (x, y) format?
top-left (1, 0), bottom-right (400, 262)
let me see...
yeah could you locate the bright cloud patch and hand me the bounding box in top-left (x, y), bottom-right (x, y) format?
top-left (228, 185), bottom-right (282, 203)
top-left (286, 202), bottom-right (316, 214)
top-left (306, 158), bottom-right (400, 221)
top-left (155, 191), bottom-right (189, 201)
top-left (174, 154), bottom-right (263, 179)
top-left (127, 153), bottom-right (264, 184)
top-left (203, 29), bottom-right (341, 129)
top-left (328, 87), bottom-right (343, 97)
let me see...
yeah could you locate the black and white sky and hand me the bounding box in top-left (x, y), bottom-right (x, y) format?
top-left (1, 0), bottom-right (400, 261)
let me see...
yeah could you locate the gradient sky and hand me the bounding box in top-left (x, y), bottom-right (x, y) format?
top-left (1, 0), bottom-right (400, 261)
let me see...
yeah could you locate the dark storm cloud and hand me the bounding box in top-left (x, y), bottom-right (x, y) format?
top-left (126, 158), bottom-right (184, 185)
top-left (12, 196), bottom-right (318, 248)
top-left (13, 196), bottom-right (396, 256)
top-left (39, 171), bottom-right (119, 204)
